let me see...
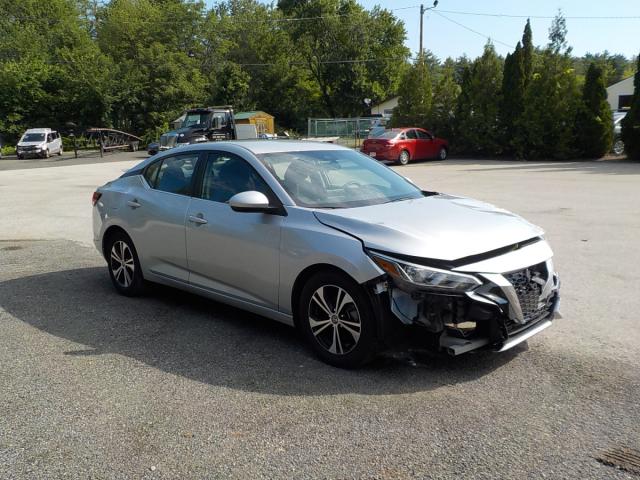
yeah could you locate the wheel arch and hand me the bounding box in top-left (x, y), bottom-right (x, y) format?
top-left (101, 225), bottom-right (132, 260)
top-left (290, 263), bottom-right (361, 328)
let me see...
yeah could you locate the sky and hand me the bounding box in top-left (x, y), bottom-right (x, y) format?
top-left (208, 0), bottom-right (640, 60)
top-left (358, 0), bottom-right (640, 60)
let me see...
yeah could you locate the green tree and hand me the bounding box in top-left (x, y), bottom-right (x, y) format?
top-left (0, 0), bottom-right (111, 140)
top-left (96, 0), bottom-right (207, 135)
top-left (283, 0), bottom-right (409, 117)
top-left (522, 19), bottom-right (533, 86)
top-left (430, 57), bottom-right (460, 140)
top-left (204, 0), bottom-right (321, 132)
top-left (621, 55), bottom-right (640, 159)
top-left (390, 57), bottom-right (432, 128)
top-left (500, 42), bottom-right (526, 156)
top-left (454, 42), bottom-right (503, 155)
top-left (575, 63), bottom-right (613, 158)
top-left (522, 11), bottom-right (579, 159)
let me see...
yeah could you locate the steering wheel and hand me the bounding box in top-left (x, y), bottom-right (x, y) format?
top-left (343, 181), bottom-right (362, 190)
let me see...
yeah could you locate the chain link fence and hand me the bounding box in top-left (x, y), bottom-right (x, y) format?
top-left (306, 117), bottom-right (389, 148)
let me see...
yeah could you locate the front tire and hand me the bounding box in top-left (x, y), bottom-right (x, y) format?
top-left (298, 271), bottom-right (377, 368)
top-left (106, 232), bottom-right (145, 296)
top-left (397, 149), bottom-right (410, 166)
top-left (613, 139), bottom-right (625, 155)
top-left (43, 149), bottom-right (50, 159)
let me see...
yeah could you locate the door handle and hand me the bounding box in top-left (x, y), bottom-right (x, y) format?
top-left (188, 214), bottom-right (208, 225)
top-left (127, 199), bottom-right (141, 208)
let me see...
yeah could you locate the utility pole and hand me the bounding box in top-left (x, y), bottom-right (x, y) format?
top-left (419, 1), bottom-right (439, 60)
top-left (419, 5), bottom-right (425, 59)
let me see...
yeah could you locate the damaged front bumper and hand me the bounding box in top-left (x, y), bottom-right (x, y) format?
top-left (370, 239), bottom-right (561, 356)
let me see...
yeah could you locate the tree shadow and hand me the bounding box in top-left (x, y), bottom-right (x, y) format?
top-left (423, 157), bottom-right (640, 176)
top-left (0, 266), bottom-right (523, 396)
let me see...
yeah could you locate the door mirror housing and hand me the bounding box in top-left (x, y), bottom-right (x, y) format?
top-left (229, 191), bottom-right (279, 214)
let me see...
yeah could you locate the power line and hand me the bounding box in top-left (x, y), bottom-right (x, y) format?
top-left (437, 9), bottom-right (640, 20)
top-left (432, 10), bottom-right (515, 49)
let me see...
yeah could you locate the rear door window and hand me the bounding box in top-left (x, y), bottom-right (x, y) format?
top-left (144, 153), bottom-right (199, 195)
top-left (416, 130), bottom-right (432, 140)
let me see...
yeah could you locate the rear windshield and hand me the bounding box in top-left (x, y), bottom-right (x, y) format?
top-left (378, 130), bottom-right (400, 139)
top-left (22, 133), bottom-right (45, 142)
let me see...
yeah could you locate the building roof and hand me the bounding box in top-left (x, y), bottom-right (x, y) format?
top-left (606, 75), bottom-right (634, 92)
top-left (235, 111), bottom-right (274, 120)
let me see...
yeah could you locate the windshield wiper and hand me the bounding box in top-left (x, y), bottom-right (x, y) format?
top-left (385, 196), bottom-right (416, 204)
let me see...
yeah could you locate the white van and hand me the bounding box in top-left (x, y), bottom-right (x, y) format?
top-left (16, 128), bottom-right (63, 159)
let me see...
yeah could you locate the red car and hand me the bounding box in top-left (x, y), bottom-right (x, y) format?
top-left (361, 128), bottom-right (448, 165)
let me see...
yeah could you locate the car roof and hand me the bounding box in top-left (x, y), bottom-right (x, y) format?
top-left (174, 140), bottom-right (349, 155)
top-left (24, 128), bottom-right (53, 133)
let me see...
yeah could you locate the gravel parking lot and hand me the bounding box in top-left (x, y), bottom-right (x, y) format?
top-left (1, 152), bottom-right (639, 479)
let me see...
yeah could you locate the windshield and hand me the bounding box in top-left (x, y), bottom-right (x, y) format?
top-left (257, 149), bottom-right (423, 209)
top-left (21, 133), bottom-right (45, 142)
top-left (182, 112), bottom-right (210, 128)
top-left (614, 112), bottom-right (626, 125)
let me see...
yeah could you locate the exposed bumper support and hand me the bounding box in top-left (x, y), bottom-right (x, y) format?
top-left (496, 319), bottom-right (552, 352)
top-left (440, 335), bottom-right (490, 356)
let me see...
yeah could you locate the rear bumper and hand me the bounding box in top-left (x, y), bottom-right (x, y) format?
top-left (361, 147), bottom-right (398, 161)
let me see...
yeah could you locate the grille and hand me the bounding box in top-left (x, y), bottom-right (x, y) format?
top-left (504, 263), bottom-right (554, 331)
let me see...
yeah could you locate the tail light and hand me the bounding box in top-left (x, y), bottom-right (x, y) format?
top-left (92, 191), bottom-right (102, 206)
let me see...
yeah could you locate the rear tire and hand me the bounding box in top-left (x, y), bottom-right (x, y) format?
top-left (438, 147), bottom-right (448, 160)
top-left (105, 231), bottom-right (145, 297)
top-left (298, 271), bottom-right (377, 368)
top-left (58, 146), bottom-right (63, 156)
top-left (397, 149), bottom-right (410, 166)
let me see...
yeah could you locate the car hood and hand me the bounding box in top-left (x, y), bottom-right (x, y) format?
top-left (313, 194), bottom-right (544, 262)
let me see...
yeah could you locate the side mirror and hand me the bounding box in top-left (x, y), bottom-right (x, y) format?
top-left (229, 191), bottom-right (276, 213)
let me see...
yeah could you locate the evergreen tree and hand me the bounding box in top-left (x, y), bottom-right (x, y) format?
top-left (522, 11), bottom-right (579, 159)
top-left (454, 42), bottom-right (503, 155)
top-left (500, 42), bottom-right (525, 156)
top-left (621, 55), bottom-right (640, 159)
top-left (390, 57), bottom-right (432, 128)
top-left (575, 63), bottom-right (613, 158)
top-left (430, 58), bottom-right (460, 140)
top-left (522, 19), bottom-right (534, 87)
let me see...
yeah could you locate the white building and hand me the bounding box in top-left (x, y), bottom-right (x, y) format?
top-left (370, 97), bottom-right (399, 118)
top-left (606, 76), bottom-right (634, 111)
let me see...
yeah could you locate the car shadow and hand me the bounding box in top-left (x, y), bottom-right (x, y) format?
top-left (0, 266), bottom-right (523, 396)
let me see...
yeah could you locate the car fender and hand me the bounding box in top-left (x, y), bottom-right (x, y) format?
top-left (278, 208), bottom-right (383, 315)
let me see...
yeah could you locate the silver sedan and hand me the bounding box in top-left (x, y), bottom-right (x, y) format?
top-left (93, 141), bottom-right (560, 368)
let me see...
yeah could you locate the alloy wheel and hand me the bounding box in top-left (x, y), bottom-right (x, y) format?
top-left (307, 285), bottom-right (361, 355)
top-left (110, 240), bottom-right (135, 288)
top-left (613, 140), bottom-right (625, 155)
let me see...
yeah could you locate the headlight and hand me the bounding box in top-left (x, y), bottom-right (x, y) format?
top-left (178, 133), bottom-right (185, 137)
top-left (368, 252), bottom-right (482, 292)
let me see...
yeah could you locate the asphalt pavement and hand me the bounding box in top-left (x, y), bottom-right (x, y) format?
top-left (1, 152), bottom-right (639, 479)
